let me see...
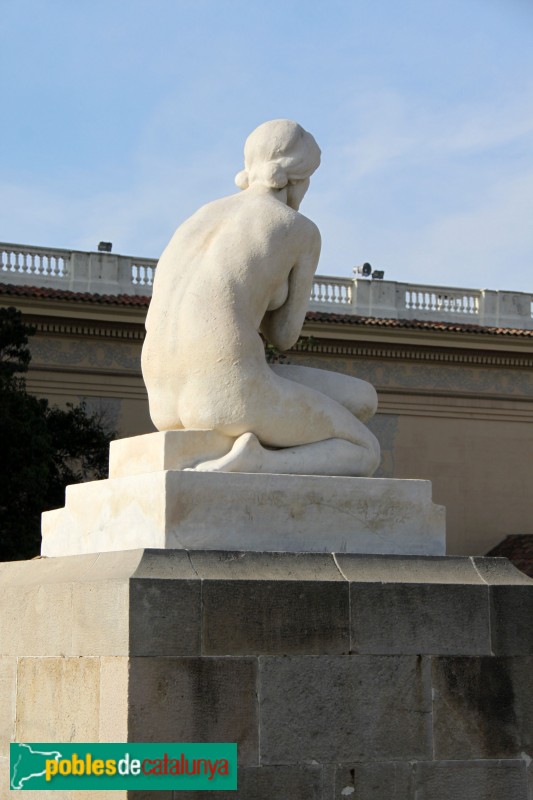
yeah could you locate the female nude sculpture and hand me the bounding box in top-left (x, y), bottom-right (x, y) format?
top-left (141, 119), bottom-right (380, 476)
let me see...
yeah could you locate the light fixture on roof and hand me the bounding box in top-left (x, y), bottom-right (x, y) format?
top-left (353, 262), bottom-right (372, 277)
top-left (98, 242), bottom-right (113, 253)
top-left (353, 263), bottom-right (385, 280)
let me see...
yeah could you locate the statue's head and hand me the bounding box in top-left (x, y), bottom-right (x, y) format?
top-left (235, 120), bottom-right (321, 209)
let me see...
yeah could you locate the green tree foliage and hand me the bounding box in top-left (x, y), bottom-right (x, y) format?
top-left (264, 334), bottom-right (317, 363)
top-left (0, 308), bottom-right (115, 561)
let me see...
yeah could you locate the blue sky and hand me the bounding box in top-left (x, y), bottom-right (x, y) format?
top-left (1, 0), bottom-right (532, 292)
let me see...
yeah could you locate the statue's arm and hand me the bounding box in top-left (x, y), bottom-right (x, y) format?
top-left (261, 224), bottom-right (321, 351)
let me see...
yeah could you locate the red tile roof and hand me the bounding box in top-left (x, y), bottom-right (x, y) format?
top-left (486, 535), bottom-right (533, 579)
top-left (306, 311), bottom-right (533, 337)
top-left (1, 282), bottom-right (533, 336)
top-left (0, 282), bottom-right (150, 306)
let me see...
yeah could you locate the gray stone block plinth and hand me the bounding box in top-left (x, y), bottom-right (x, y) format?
top-left (1, 549), bottom-right (532, 799)
top-left (260, 654), bottom-right (432, 763)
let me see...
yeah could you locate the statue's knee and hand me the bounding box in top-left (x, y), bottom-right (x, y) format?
top-left (367, 384), bottom-right (378, 414)
top-left (358, 383), bottom-right (378, 422)
top-left (365, 432), bottom-right (381, 476)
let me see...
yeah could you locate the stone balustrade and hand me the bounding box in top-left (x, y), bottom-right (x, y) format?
top-left (1, 241), bottom-right (532, 329)
top-left (0, 242), bottom-right (156, 298)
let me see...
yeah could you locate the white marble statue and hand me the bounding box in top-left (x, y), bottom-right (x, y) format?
top-left (141, 119), bottom-right (380, 476)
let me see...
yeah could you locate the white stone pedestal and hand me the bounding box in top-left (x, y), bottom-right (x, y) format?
top-left (41, 432), bottom-right (446, 557)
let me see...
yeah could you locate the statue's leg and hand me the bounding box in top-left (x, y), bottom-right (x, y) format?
top-left (192, 432), bottom-right (378, 477)
top-left (191, 371), bottom-right (380, 476)
top-left (270, 364), bottom-right (377, 422)
top-left (214, 370), bottom-right (377, 449)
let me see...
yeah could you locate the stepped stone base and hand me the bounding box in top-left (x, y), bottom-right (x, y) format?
top-left (41, 431), bottom-right (446, 557)
top-left (1, 549), bottom-right (532, 799)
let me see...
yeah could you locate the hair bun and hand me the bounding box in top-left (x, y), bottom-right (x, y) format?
top-left (235, 169), bottom-right (249, 190)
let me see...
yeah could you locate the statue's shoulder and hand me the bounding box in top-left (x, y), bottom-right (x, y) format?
top-left (296, 212), bottom-right (320, 236)
top-left (261, 197), bottom-right (320, 236)
top-left (260, 203), bottom-right (321, 255)
top-left (187, 192), bottom-right (241, 222)
top-left (292, 211), bottom-right (321, 247)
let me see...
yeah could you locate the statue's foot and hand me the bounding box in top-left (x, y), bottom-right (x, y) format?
top-left (186, 429), bottom-right (380, 477)
top-left (191, 432), bottom-right (267, 473)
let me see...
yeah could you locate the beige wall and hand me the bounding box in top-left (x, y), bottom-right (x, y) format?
top-left (394, 415), bottom-right (533, 555)
top-left (6, 295), bottom-right (153, 438)
top-left (4, 293), bottom-right (532, 557)
top-left (26, 335), bottom-right (153, 439)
